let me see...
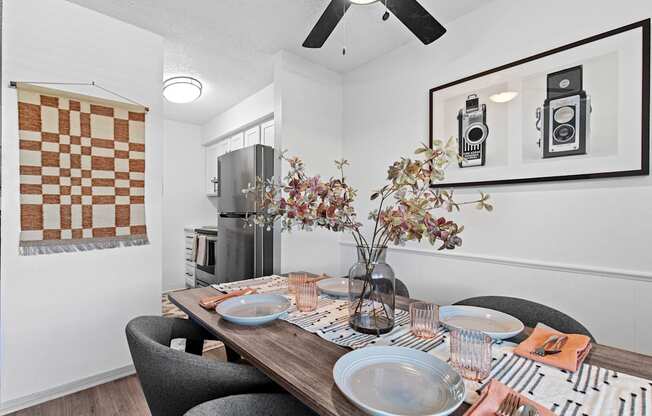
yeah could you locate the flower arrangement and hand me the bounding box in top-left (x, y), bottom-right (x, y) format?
top-left (243, 138), bottom-right (492, 333)
top-left (243, 138), bottom-right (492, 253)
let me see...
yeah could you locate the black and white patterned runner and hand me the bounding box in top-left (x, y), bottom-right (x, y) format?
top-left (214, 276), bottom-right (652, 414)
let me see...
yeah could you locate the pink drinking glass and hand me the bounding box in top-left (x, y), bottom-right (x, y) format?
top-left (288, 273), bottom-right (308, 294)
top-left (449, 328), bottom-right (493, 381)
top-left (296, 280), bottom-right (319, 312)
top-left (409, 302), bottom-right (440, 339)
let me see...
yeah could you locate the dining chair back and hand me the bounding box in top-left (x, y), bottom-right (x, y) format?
top-left (125, 316), bottom-right (275, 416)
top-left (346, 276), bottom-right (410, 298)
top-left (184, 393), bottom-right (317, 416)
top-left (453, 296), bottom-right (595, 341)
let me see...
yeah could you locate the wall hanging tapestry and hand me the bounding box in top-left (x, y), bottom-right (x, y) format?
top-left (17, 83), bottom-right (148, 255)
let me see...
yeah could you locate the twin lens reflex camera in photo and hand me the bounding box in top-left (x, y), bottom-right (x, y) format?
top-left (536, 65), bottom-right (592, 159)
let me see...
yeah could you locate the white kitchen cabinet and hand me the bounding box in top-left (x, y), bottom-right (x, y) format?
top-left (205, 140), bottom-right (230, 196)
top-left (244, 125), bottom-right (261, 147)
top-left (204, 142), bottom-right (219, 196)
top-left (261, 119), bottom-right (275, 147)
top-left (229, 132), bottom-right (245, 151)
top-left (184, 228), bottom-right (196, 288)
top-left (204, 118), bottom-right (274, 197)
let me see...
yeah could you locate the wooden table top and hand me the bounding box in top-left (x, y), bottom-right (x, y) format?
top-left (169, 285), bottom-right (652, 416)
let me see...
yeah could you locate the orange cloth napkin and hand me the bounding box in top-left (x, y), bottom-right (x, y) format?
top-left (464, 380), bottom-right (554, 416)
top-left (513, 326), bottom-right (591, 372)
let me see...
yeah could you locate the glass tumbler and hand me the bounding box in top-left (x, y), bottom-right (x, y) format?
top-left (449, 328), bottom-right (493, 381)
top-left (288, 273), bottom-right (308, 294)
top-left (409, 302), bottom-right (439, 339)
top-left (296, 280), bottom-right (319, 312)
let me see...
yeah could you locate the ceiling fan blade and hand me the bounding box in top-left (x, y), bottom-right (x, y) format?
top-left (302, 0), bottom-right (351, 48)
top-left (385, 0), bottom-right (446, 45)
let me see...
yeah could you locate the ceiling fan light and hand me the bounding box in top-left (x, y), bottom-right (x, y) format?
top-left (163, 76), bottom-right (202, 104)
top-left (489, 91), bottom-right (519, 103)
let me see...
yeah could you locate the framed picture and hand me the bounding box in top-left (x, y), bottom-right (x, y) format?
top-left (429, 19), bottom-right (650, 187)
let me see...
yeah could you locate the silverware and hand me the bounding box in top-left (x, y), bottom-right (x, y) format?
top-left (516, 403), bottom-right (539, 416)
top-left (543, 335), bottom-right (568, 355)
top-left (495, 392), bottom-right (520, 416)
top-left (533, 335), bottom-right (558, 356)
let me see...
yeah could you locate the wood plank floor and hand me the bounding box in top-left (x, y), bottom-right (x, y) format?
top-left (8, 348), bottom-right (228, 416)
top-left (8, 375), bottom-right (150, 416)
top-left (9, 293), bottom-right (228, 416)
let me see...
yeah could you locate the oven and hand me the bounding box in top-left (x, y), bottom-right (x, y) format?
top-left (194, 227), bottom-right (218, 287)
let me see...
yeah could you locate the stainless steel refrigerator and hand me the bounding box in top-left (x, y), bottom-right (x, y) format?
top-left (215, 144), bottom-right (280, 284)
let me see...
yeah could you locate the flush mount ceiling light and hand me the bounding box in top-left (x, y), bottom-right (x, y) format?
top-left (489, 91), bottom-right (519, 103)
top-left (163, 76), bottom-right (202, 104)
top-left (349, 0), bottom-right (378, 4)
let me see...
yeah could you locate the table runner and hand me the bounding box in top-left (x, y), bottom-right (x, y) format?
top-left (215, 276), bottom-right (652, 415)
top-left (17, 83), bottom-right (148, 255)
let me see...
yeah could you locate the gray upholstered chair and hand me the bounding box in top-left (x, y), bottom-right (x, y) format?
top-left (126, 316), bottom-right (283, 416)
top-left (453, 296), bottom-right (595, 341)
top-left (184, 393), bottom-right (317, 416)
top-left (395, 278), bottom-right (410, 298)
top-left (346, 275), bottom-right (410, 298)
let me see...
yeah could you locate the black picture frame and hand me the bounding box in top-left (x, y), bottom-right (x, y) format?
top-left (429, 19), bottom-right (650, 187)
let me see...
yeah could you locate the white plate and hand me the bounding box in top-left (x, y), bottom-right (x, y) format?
top-left (216, 294), bottom-right (290, 326)
top-left (439, 305), bottom-right (524, 339)
top-left (317, 277), bottom-right (349, 297)
top-left (333, 346), bottom-right (465, 416)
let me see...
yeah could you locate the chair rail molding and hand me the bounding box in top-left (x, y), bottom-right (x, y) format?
top-left (339, 240), bottom-right (652, 283)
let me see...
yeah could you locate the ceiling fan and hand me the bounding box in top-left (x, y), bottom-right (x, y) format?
top-left (302, 0), bottom-right (447, 49)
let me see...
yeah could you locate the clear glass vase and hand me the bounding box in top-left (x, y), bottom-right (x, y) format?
top-left (348, 246), bottom-right (396, 335)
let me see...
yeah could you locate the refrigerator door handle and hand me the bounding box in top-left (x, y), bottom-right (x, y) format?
top-left (253, 222), bottom-right (257, 276)
top-left (216, 159), bottom-right (221, 197)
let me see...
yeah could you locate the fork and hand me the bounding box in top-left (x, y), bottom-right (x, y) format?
top-left (495, 392), bottom-right (520, 416)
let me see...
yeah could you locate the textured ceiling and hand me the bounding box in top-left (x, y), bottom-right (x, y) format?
top-left (66, 0), bottom-right (490, 124)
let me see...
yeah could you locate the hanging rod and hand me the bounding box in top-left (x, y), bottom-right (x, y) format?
top-left (8, 80), bottom-right (150, 112)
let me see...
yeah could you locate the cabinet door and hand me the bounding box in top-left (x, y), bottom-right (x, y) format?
top-left (229, 132), bottom-right (245, 151)
top-left (244, 126), bottom-right (260, 147)
top-left (216, 139), bottom-right (229, 156)
top-left (261, 119), bottom-right (275, 147)
top-left (205, 143), bottom-right (220, 195)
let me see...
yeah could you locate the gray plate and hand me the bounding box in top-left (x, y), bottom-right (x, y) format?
top-left (317, 277), bottom-right (349, 297)
top-left (216, 294), bottom-right (290, 326)
top-left (333, 346), bottom-right (465, 416)
top-left (439, 305), bottom-right (524, 339)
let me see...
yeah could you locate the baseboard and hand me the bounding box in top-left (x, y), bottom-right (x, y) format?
top-left (0, 364), bottom-right (135, 415)
top-left (339, 240), bottom-right (652, 283)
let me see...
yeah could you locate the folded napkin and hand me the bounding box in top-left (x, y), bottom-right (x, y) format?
top-left (513, 325), bottom-right (591, 372)
top-left (464, 380), bottom-right (553, 416)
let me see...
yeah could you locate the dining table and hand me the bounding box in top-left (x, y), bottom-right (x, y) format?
top-left (168, 274), bottom-right (652, 416)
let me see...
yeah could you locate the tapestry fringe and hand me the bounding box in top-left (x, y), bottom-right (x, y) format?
top-left (19, 236), bottom-right (150, 256)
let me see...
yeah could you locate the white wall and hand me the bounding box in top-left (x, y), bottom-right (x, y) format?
top-left (274, 51), bottom-right (343, 276)
top-left (1, 0), bottom-right (164, 409)
top-left (341, 0), bottom-right (652, 353)
top-left (201, 83), bottom-right (274, 144)
top-left (162, 120), bottom-right (216, 291)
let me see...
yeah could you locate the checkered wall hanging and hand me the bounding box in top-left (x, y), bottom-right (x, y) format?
top-left (17, 83), bottom-right (149, 255)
